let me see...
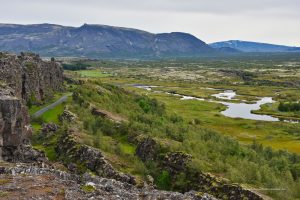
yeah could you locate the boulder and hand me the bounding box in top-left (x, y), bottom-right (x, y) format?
top-left (11, 143), bottom-right (47, 163)
top-left (59, 109), bottom-right (77, 122)
top-left (135, 137), bottom-right (160, 162)
top-left (41, 123), bottom-right (59, 135)
top-left (162, 152), bottom-right (192, 174)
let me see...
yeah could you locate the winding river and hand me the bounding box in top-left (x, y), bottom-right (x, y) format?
top-left (131, 84), bottom-right (299, 123)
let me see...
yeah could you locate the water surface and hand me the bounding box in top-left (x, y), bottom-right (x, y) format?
top-left (132, 84), bottom-right (298, 123)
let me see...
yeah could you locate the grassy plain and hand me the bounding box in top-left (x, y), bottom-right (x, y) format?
top-left (69, 59), bottom-right (300, 154)
top-left (75, 69), bottom-right (111, 78)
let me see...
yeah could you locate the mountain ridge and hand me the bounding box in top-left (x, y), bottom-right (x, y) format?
top-left (210, 40), bottom-right (300, 53)
top-left (1, 23), bottom-right (299, 58)
top-left (0, 23), bottom-right (215, 58)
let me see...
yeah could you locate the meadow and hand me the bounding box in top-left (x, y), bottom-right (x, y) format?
top-left (31, 57), bottom-right (300, 199)
top-left (84, 59), bottom-right (300, 154)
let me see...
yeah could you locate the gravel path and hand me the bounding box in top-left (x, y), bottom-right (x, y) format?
top-left (32, 94), bottom-right (71, 118)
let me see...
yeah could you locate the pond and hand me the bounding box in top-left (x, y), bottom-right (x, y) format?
top-left (131, 84), bottom-right (299, 123)
top-left (219, 97), bottom-right (279, 121)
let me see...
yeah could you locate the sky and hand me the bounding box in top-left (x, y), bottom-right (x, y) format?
top-left (1, 0), bottom-right (300, 46)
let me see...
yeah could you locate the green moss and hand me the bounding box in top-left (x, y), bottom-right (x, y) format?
top-left (81, 185), bottom-right (96, 193)
top-left (0, 192), bottom-right (9, 197)
top-left (0, 80), bottom-right (6, 88)
top-left (0, 179), bottom-right (10, 185)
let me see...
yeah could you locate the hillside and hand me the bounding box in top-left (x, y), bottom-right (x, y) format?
top-left (210, 40), bottom-right (300, 52)
top-left (0, 23), bottom-right (215, 58)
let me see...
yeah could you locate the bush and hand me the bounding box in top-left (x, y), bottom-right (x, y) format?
top-left (62, 62), bottom-right (90, 71)
top-left (156, 170), bottom-right (171, 190)
top-left (278, 101), bottom-right (300, 112)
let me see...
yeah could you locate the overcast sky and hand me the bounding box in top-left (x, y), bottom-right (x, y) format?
top-left (1, 0), bottom-right (300, 46)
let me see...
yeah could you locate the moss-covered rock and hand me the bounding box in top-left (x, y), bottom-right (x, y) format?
top-left (56, 129), bottom-right (136, 185)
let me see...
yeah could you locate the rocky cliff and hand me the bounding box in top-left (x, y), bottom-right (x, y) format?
top-left (0, 52), bottom-right (63, 103)
top-left (0, 52), bottom-right (63, 161)
top-left (0, 86), bottom-right (31, 161)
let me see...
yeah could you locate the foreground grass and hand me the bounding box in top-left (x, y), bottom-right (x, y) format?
top-left (31, 95), bottom-right (72, 161)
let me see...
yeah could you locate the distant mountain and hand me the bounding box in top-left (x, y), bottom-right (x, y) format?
top-left (0, 23), bottom-right (215, 58)
top-left (210, 40), bottom-right (300, 53)
top-left (215, 47), bottom-right (241, 53)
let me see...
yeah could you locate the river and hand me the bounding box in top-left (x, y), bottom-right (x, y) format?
top-left (131, 84), bottom-right (299, 123)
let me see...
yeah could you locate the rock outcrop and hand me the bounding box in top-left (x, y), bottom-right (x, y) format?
top-left (0, 52), bottom-right (63, 102)
top-left (59, 109), bottom-right (77, 122)
top-left (91, 107), bottom-right (128, 123)
top-left (0, 52), bottom-right (63, 161)
top-left (135, 136), bottom-right (161, 162)
top-left (56, 129), bottom-right (136, 185)
top-left (0, 163), bottom-right (217, 200)
top-left (41, 123), bottom-right (59, 135)
top-left (162, 152), bottom-right (192, 174)
top-left (0, 86), bottom-right (30, 161)
top-left (135, 136), bottom-right (264, 200)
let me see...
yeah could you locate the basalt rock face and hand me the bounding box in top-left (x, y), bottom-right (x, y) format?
top-left (0, 86), bottom-right (31, 161)
top-left (0, 52), bottom-right (63, 161)
top-left (0, 52), bottom-right (63, 102)
top-left (56, 129), bottom-right (136, 185)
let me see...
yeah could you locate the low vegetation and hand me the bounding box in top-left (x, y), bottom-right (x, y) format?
top-left (31, 57), bottom-right (300, 199)
top-left (56, 80), bottom-right (299, 199)
top-left (279, 101), bottom-right (300, 112)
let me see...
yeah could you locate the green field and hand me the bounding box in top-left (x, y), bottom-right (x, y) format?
top-left (75, 70), bottom-right (111, 78)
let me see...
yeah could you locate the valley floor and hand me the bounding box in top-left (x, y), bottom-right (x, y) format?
top-left (27, 58), bottom-right (300, 200)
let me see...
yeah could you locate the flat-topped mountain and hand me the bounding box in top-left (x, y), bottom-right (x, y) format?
top-left (0, 23), bottom-right (215, 58)
top-left (210, 40), bottom-right (300, 53)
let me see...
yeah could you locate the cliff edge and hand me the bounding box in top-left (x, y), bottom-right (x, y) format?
top-left (0, 52), bottom-right (63, 161)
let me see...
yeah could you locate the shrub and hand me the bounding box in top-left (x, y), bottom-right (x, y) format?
top-left (156, 170), bottom-right (171, 190)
